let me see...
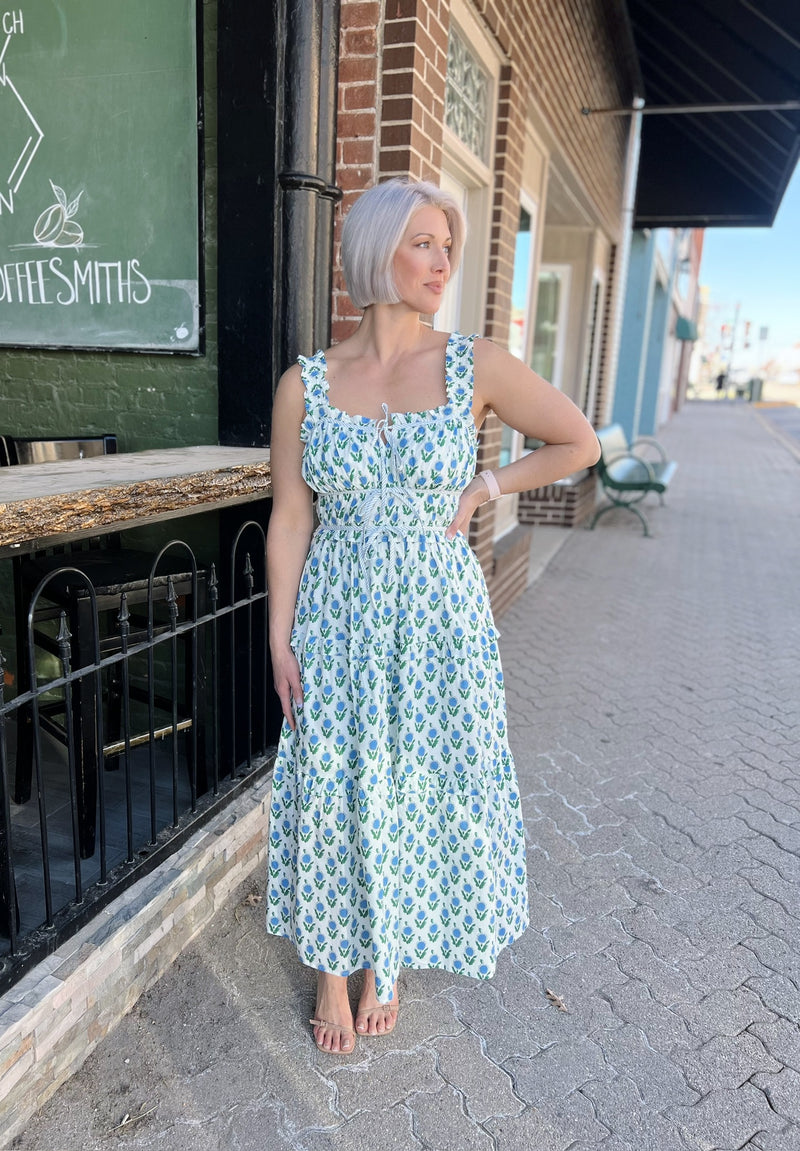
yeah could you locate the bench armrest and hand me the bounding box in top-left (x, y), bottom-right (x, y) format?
top-left (603, 450), bottom-right (658, 483)
top-left (631, 436), bottom-right (668, 462)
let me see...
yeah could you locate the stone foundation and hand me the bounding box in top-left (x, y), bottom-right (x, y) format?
top-left (0, 775), bottom-right (273, 1146)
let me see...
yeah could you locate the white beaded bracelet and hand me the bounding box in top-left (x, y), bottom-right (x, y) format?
top-left (479, 469), bottom-right (502, 501)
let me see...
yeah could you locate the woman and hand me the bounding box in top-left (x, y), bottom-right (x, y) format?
top-left (266, 179), bottom-right (599, 1054)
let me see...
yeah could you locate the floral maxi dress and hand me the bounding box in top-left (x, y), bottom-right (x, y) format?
top-left (266, 333), bottom-right (529, 1002)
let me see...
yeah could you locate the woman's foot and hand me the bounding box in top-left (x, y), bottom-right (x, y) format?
top-left (311, 972), bottom-right (356, 1054)
top-left (355, 971), bottom-right (399, 1036)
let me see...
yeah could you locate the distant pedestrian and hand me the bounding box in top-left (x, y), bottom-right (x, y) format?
top-left (715, 371), bottom-right (727, 396)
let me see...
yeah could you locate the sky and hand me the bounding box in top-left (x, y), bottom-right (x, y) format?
top-left (697, 161), bottom-right (800, 381)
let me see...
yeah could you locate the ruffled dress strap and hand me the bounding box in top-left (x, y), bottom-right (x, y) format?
top-left (297, 349), bottom-right (329, 440)
top-left (444, 332), bottom-right (480, 416)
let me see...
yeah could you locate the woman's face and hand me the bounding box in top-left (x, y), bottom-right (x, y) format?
top-left (391, 205), bottom-right (452, 312)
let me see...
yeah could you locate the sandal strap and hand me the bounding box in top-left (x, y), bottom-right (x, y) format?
top-left (309, 1017), bottom-right (356, 1037)
top-left (355, 1002), bottom-right (399, 1017)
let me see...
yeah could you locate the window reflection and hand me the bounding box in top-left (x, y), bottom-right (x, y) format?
top-left (531, 271), bottom-right (562, 382)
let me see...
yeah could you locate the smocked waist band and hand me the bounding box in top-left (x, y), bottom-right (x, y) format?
top-left (316, 487), bottom-right (459, 531)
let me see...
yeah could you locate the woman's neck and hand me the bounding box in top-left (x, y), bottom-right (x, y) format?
top-left (346, 305), bottom-right (432, 366)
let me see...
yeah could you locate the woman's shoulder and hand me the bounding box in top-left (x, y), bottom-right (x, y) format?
top-left (277, 361), bottom-right (303, 387)
top-left (274, 362), bottom-right (305, 408)
top-left (472, 335), bottom-right (514, 368)
top-left (272, 363), bottom-right (307, 429)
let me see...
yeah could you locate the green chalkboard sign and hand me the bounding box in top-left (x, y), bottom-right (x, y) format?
top-left (0, 0), bottom-right (201, 351)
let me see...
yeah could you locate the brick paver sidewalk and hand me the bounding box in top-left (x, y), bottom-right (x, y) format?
top-left (16, 400), bottom-right (800, 1151)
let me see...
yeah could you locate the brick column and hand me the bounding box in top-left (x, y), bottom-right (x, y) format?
top-left (332, 0), bottom-right (385, 342)
top-left (485, 66), bottom-right (524, 346)
top-left (468, 66), bottom-right (525, 579)
top-left (332, 0), bottom-right (453, 343)
top-left (380, 0), bottom-right (449, 181)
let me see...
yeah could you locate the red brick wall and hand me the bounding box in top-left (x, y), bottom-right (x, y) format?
top-left (332, 0), bottom-right (384, 341)
top-left (518, 472), bottom-right (597, 527)
top-left (380, 0), bottom-right (449, 180)
top-left (484, 67), bottom-right (525, 346)
top-left (333, 0), bottom-right (630, 348)
top-left (333, 0), bottom-right (454, 344)
top-left (332, 0), bottom-right (633, 602)
top-left (464, 0), bottom-right (630, 239)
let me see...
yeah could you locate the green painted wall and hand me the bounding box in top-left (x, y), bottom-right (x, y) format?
top-left (0, 1), bottom-right (218, 452)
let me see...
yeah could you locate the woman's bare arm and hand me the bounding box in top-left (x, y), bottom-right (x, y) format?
top-left (447, 338), bottom-right (600, 538)
top-left (267, 364), bottom-right (315, 729)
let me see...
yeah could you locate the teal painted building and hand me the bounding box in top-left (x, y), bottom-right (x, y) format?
top-left (613, 228), bottom-right (700, 440)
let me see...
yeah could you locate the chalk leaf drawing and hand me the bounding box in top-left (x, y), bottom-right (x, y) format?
top-left (33, 180), bottom-right (84, 246)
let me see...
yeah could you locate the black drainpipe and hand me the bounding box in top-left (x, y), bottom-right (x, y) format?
top-left (217, 0), bottom-right (341, 447)
top-left (274, 0), bottom-right (342, 403)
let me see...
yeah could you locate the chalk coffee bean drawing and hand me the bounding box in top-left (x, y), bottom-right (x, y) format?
top-left (33, 181), bottom-right (84, 247)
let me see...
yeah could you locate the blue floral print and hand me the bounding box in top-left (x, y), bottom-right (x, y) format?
top-left (266, 333), bottom-right (529, 1001)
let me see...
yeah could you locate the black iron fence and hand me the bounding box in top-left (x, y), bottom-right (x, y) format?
top-left (0, 522), bottom-right (276, 992)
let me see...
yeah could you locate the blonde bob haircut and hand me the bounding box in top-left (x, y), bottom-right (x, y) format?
top-left (341, 178), bottom-right (466, 310)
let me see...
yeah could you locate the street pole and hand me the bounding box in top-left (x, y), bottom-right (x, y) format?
top-left (727, 301), bottom-right (740, 394)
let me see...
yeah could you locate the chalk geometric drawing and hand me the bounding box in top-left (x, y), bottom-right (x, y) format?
top-left (33, 181), bottom-right (84, 246)
top-left (0, 23), bottom-right (44, 216)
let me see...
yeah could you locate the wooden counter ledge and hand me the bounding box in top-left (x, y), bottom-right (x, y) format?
top-left (0, 446), bottom-right (272, 554)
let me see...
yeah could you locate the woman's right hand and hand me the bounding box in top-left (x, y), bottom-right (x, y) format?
top-left (272, 645), bottom-right (304, 731)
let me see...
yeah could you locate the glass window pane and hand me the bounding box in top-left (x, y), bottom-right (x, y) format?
top-left (503, 206), bottom-right (535, 466)
top-left (526, 269), bottom-right (564, 452)
top-left (531, 272), bottom-right (561, 382)
top-left (445, 28), bottom-right (490, 162)
top-left (508, 207), bottom-right (532, 360)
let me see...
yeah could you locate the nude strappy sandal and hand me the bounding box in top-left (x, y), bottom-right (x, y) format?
top-left (309, 1016), bottom-right (357, 1055)
top-left (355, 1000), bottom-right (399, 1037)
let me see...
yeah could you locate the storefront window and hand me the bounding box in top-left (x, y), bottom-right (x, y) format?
top-left (439, 3), bottom-right (499, 338)
top-left (495, 199), bottom-right (538, 535)
top-left (531, 272), bottom-right (561, 382)
top-left (503, 204), bottom-right (537, 467)
top-left (508, 207), bottom-right (534, 360)
top-left (525, 265), bottom-right (570, 450)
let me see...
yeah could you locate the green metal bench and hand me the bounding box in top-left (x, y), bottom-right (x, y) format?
top-left (588, 424), bottom-right (677, 537)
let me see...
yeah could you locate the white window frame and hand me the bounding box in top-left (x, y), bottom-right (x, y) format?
top-left (434, 169), bottom-right (469, 335)
top-left (508, 192), bottom-right (540, 363)
top-left (437, 0), bottom-right (501, 338)
top-left (495, 192), bottom-right (540, 537)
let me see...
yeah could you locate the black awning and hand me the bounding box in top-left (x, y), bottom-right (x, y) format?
top-left (625, 0), bottom-right (800, 228)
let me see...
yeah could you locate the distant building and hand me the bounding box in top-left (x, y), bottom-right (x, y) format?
top-left (613, 227), bottom-right (703, 440)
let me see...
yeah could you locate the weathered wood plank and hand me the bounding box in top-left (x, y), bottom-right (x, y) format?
top-left (0, 447), bottom-right (271, 553)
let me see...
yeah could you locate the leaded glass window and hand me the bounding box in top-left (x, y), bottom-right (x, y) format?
top-left (445, 28), bottom-right (489, 162)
